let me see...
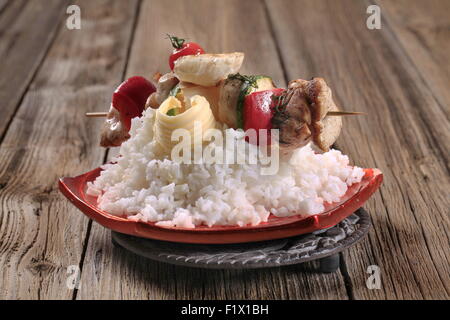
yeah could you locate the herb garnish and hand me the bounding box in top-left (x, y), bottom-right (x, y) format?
top-left (166, 108), bottom-right (179, 116)
top-left (167, 34), bottom-right (185, 49)
top-left (228, 73), bottom-right (262, 90)
top-left (169, 84), bottom-right (181, 97)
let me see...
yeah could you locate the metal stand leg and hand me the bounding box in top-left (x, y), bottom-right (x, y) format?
top-left (319, 254), bottom-right (340, 273)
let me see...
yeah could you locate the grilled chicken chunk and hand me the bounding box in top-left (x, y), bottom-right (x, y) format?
top-left (273, 78), bottom-right (342, 151)
top-left (218, 77), bottom-right (243, 128)
top-left (146, 72), bottom-right (179, 109)
top-left (100, 106), bottom-right (130, 147)
top-left (315, 102), bottom-right (342, 151)
top-left (272, 83), bottom-right (313, 150)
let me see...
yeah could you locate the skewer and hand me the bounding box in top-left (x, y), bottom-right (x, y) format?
top-left (86, 111), bottom-right (365, 118)
top-left (85, 112), bottom-right (108, 117)
top-left (327, 111), bottom-right (365, 116)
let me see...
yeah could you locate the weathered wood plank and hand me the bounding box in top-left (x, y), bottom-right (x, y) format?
top-left (378, 0), bottom-right (450, 116)
top-left (0, 0), bottom-right (69, 139)
top-left (0, 0), bottom-right (139, 299)
top-left (77, 0), bottom-right (349, 300)
top-left (266, 0), bottom-right (449, 299)
top-left (0, 0), bottom-right (10, 13)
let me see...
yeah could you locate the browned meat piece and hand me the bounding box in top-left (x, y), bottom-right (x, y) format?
top-left (272, 78), bottom-right (341, 151)
top-left (100, 106), bottom-right (130, 147)
top-left (145, 72), bottom-right (179, 109)
top-left (272, 84), bottom-right (312, 149)
top-left (315, 102), bottom-right (342, 151)
top-left (218, 77), bottom-right (242, 128)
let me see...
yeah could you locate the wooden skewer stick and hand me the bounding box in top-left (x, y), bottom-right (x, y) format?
top-left (85, 112), bottom-right (108, 117)
top-left (86, 111), bottom-right (365, 118)
top-left (327, 111), bottom-right (365, 116)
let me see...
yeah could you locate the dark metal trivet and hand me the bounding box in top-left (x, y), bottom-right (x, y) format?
top-left (111, 208), bottom-right (371, 272)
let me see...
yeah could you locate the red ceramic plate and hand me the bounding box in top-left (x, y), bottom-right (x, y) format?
top-left (59, 167), bottom-right (382, 244)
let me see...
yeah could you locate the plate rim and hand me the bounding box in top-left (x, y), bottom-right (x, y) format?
top-left (59, 167), bottom-right (382, 244)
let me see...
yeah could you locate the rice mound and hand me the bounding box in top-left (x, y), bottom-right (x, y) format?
top-left (87, 108), bottom-right (364, 228)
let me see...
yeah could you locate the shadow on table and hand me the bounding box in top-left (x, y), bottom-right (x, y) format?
top-left (111, 243), bottom-right (345, 299)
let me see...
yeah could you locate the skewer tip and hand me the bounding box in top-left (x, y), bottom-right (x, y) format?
top-left (327, 111), bottom-right (366, 116)
top-left (85, 112), bottom-right (108, 118)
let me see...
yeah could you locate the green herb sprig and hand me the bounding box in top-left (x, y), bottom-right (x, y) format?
top-left (167, 34), bottom-right (186, 49)
top-left (228, 73), bottom-right (260, 90)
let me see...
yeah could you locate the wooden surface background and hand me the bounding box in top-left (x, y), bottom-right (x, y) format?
top-left (0, 0), bottom-right (449, 300)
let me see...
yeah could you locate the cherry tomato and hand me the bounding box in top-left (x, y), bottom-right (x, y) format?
top-left (112, 76), bottom-right (156, 130)
top-left (168, 35), bottom-right (205, 70)
top-left (243, 88), bottom-right (285, 145)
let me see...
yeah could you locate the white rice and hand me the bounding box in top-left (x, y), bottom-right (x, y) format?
top-left (87, 108), bottom-right (364, 228)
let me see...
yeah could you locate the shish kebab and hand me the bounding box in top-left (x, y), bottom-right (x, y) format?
top-left (87, 36), bottom-right (363, 151)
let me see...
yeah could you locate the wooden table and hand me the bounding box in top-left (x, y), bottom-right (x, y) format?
top-left (0, 0), bottom-right (448, 300)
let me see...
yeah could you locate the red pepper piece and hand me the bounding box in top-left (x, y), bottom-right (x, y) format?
top-left (112, 76), bottom-right (156, 131)
top-left (112, 91), bottom-right (140, 131)
top-left (243, 88), bottom-right (285, 145)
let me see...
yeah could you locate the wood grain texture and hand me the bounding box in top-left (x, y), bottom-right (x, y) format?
top-left (0, 0), bottom-right (139, 299)
top-left (76, 0), bottom-right (349, 300)
top-left (0, 0), bottom-right (10, 13)
top-left (0, 0), bottom-right (69, 139)
top-left (1, 0), bottom-right (448, 301)
top-left (378, 0), bottom-right (450, 120)
top-left (266, 0), bottom-right (449, 299)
